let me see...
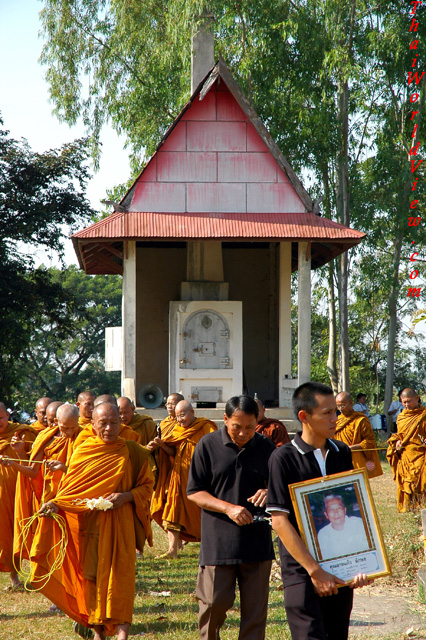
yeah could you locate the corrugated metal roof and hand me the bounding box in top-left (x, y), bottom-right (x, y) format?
top-left (72, 211), bottom-right (365, 242)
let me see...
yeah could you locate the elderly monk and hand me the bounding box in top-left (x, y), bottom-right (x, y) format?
top-left (148, 393), bottom-right (183, 527)
top-left (158, 400), bottom-right (217, 558)
top-left (12, 404), bottom-right (82, 563)
top-left (32, 396), bottom-right (53, 432)
top-left (75, 395), bottom-right (141, 445)
top-left (335, 391), bottom-right (383, 479)
top-left (0, 402), bottom-right (37, 586)
top-left (387, 388), bottom-right (426, 512)
top-left (118, 397), bottom-right (156, 446)
top-left (46, 401), bottom-right (64, 429)
top-left (77, 391), bottom-right (95, 428)
top-left (31, 402), bottom-right (154, 640)
top-left (255, 398), bottom-right (290, 447)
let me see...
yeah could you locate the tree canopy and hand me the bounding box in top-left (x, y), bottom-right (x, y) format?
top-left (0, 118), bottom-right (94, 401)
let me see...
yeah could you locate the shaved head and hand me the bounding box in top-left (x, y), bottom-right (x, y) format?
top-left (175, 400), bottom-right (195, 428)
top-left (165, 393), bottom-right (185, 418)
top-left (401, 388), bottom-right (417, 398)
top-left (335, 391), bottom-right (353, 417)
top-left (46, 401), bottom-right (64, 427)
top-left (93, 402), bottom-right (120, 420)
top-left (35, 396), bottom-right (53, 427)
top-left (78, 391), bottom-right (95, 403)
top-left (0, 402), bottom-right (7, 412)
top-left (57, 404), bottom-right (79, 421)
top-left (255, 398), bottom-right (265, 421)
top-left (401, 388), bottom-right (421, 411)
top-left (94, 394), bottom-right (118, 407)
top-left (117, 397), bottom-right (135, 425)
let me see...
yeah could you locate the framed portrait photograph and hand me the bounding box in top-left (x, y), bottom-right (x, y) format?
top-left (289, 468), bottom-right (391, 584)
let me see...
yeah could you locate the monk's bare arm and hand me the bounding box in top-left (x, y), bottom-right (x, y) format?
top-left (0, 446), bottom-right (43, 478)
top-left (187, 489), bottom-right (254, 525)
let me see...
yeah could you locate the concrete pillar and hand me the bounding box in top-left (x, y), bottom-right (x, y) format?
top-left (187, 241), bottom-right (224, 281)
top-left (279, 243), bottom-right (292, 405)
top-left (191, 22), bottom-right (214, 93)
top-left (298, 241), bottom-right (311, 384)
top-left (122, 241), bottom-right (137, 402)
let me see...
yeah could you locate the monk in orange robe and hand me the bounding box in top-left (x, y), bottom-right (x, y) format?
top-left (75, 395), bottom-right (142, 445)
top-left (77, 391), bottom-right (95, 428)
top-left (155, 400), bottom-right (217, 558)
top-left (148, 393), bottom-right (184, 526)
top-left (335, 391), bottom-right (383, 479)
top-left (31, 396), bottom-right (52, 432)
top-left (46, 401), bottom-right (64, 429)
top-left (0, 402), bottom-right (37, 586)
top-left (118, 396), bottom-right (157, 446)
top-left (31, 402), bottom-right (154, 640)
top-left (387, 388), bottom-right (426, 512)
top-left (255, 398), bottom-right (290, 447)
top-left (12, 404), bottom-right (82, 564)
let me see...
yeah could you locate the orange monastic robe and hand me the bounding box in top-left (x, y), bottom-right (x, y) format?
top-left (74, 423), bottom-right (142, 447)
top-left (14, 425), bottom-right (82, 561)
top-left (162, 417), bottom-right (217, 541)
top-left (387, 407), bottom-right (426, 512)
top-left (150, 416), bottom-right (177, 526)
top-left (78, 415), bottom-right (92, 429)
top-left (334, 411), bottom-right (383, 479)
top-left (128, 413), bottom-right (157, 446)
top-left (0, 422), bottom-right (37, 572)
top-left (31, 420), bottom-right (46, 433)
top-left (30, 435), bottom-right (154, 636)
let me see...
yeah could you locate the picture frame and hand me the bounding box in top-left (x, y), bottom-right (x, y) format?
top-left (289, 468), bottom-right (391, 584)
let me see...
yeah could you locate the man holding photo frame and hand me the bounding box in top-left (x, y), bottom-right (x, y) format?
top-left (267, 382), bottom-right (372, 640)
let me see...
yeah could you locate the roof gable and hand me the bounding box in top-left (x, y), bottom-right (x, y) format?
top-left (122, 58), bottom-right (312, 215)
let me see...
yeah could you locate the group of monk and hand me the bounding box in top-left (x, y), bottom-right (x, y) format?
top-left (0, 385), bottom-right (424, 638)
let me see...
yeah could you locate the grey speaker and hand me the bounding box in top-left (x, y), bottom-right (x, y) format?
top-left (137, 384), bottom-right (164, 409)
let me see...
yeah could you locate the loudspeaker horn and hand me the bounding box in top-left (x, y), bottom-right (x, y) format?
top-left (137, 384), bottom-right (164, 409)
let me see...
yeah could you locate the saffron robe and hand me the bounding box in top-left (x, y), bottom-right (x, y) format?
top-left (150, 416), bottom-right (177, 526)
top-left (30, 435), bottom-right (154, 636)
top-left (0, 422), bottom-right (37, 572)
top-left (74, 423), bottom-right (142, 448)
top-left (387, 407), bottom-right (426, 512)
top-left (14, 425), bottom-right (82, 561)
top-left (128, 413), bottom-right (157, 446)
top-left (334, 411), bottom-right (383, 479)
top-left (162, 417), bottom-right (217, 541)
top-left (78, 415), bottom-right (92, 429)
top-left (31, 420), bottom-right (46, 433)
top-left (255, 418), bottom-right (290, 447)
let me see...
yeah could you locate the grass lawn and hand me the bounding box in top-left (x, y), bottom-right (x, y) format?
top-left (0, 456), bottom-right (424, 639)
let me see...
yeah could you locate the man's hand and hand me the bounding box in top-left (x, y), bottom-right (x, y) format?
top-left (103, 492), bottom-right (133, 509)
top-left (45, 460), bottom-right (67, 473)
top-left (0, 455), bottom-right (14, 467)
top-left (309, 566), bottom-right (346, 597)
top-left (395, 440), bottom-right (403, 451)
top-left (11, 433), bottom-right (27, 457)
top-left (38, 502), bottom-right (59, 516)
top-left (247, 489), bottom-right (267, 508)
top-left (349, 573), bottom-right (374, 589)
top-left (225, 505), bottom-right (253, 526)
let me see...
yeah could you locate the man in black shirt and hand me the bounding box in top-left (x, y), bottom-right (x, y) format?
top-left (187, 395), bottom-right (276, 640)
top-left (267, 382), bottom-right (372, 640)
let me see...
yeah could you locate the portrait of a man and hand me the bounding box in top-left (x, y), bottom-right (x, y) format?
top-left (317, 494), bottom-right (369, 560)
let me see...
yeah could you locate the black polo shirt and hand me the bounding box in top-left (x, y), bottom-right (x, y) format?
top-left (266, 432), bottom-right (353, 586)
top-left (187, 426), bottom-right (276, 566)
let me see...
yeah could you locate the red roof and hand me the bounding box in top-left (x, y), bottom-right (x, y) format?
top-left (73, 210), bottom-right (364, 242)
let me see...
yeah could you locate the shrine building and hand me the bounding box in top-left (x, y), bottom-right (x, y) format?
top-left (72, 33), bottom-right (364, 409)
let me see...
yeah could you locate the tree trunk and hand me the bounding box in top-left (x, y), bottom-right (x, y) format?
top-left (384, 230), bottom-right (404, 433)
top-left (327, 261), bottom-right (339, 393)
top-left (321, 164), bottom-right (339, 393)
top-left (336, 78), bottom-right (350, 391)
